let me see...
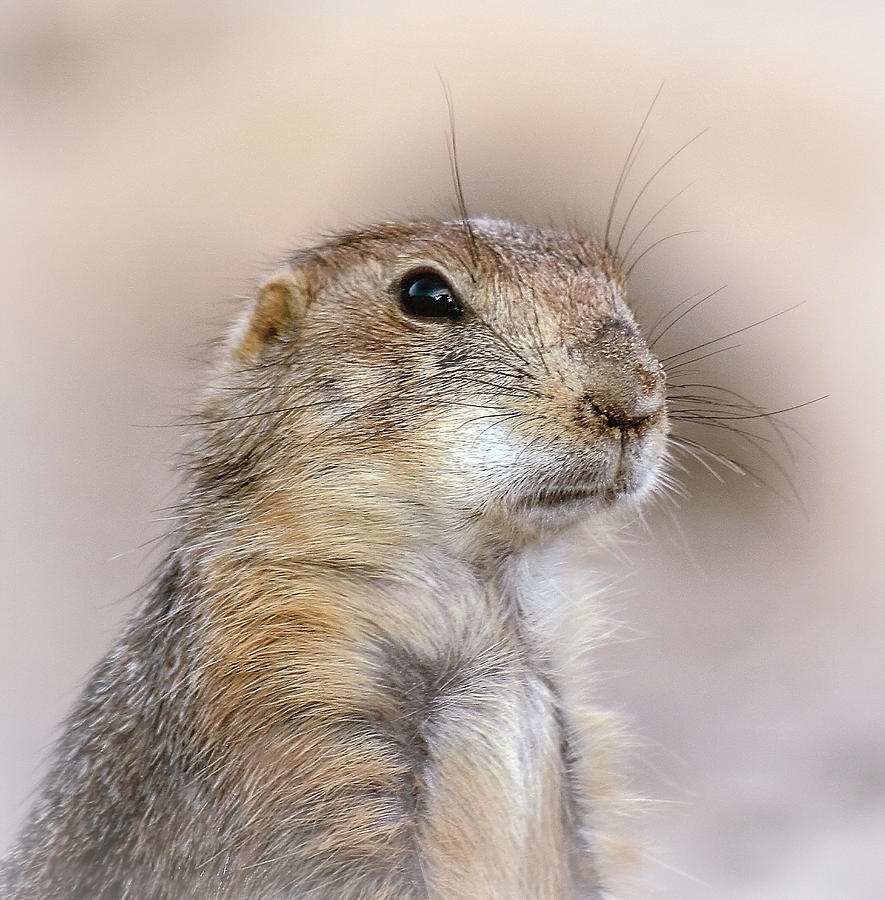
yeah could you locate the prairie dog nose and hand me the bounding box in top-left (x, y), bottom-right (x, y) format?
top-left (582, 360), bottom-right (666, 431)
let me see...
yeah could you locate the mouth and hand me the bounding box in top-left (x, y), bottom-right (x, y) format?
top-left (530, 485), bottom-right (599, 507)
top-left (494, 417), bottom-right (669, 526)
top-left (526, 478), bottom-right (640, 513)
top-left (517, 446), bottom-right (660, 514)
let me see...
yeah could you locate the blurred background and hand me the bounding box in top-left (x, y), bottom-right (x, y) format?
top-left (1, 2), bottom-right (882, 897)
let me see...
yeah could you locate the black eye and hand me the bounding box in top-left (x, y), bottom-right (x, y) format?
top-left (399, 270), bottom-right (463, 320)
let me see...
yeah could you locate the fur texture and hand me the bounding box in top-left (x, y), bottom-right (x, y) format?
top-left (2, 220), bottom-right (668, 898)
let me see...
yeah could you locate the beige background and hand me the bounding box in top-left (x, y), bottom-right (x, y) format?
top-left (2, 2), bottom-right (883, 898)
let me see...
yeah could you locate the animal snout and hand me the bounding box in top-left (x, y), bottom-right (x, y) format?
top-left (581, 362), bottom-right (666, 431)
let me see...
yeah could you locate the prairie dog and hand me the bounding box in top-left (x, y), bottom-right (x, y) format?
top-left (3, 218), bottom-right (668, 898)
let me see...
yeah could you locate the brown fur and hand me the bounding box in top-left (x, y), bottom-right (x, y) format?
top-left (2, 219), bottom-right (669, 898)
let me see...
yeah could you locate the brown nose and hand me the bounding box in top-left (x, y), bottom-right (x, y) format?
top-left (581, 362), bottom-right (665, 431)
top-left (586, 396), bottom-right (653, 430)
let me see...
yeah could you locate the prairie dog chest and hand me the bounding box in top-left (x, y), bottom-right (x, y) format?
top-left (380, 633), bottom-right (575, 895)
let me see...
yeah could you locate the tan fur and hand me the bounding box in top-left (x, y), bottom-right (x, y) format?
top-left (3, 219), bottom-right (668, 898)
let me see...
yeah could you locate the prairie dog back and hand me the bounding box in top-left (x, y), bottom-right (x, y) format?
top-left (3, 218), bottom-right (668, 898)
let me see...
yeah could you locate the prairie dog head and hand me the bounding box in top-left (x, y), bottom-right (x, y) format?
top-left (201, 219), bottom-right (668, 560)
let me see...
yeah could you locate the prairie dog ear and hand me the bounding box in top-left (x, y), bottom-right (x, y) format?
top-left (235, 266), bottom-right (312, 363)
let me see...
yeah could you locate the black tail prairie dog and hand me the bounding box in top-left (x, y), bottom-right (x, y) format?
top-left (3, 218), bottom-right (670, 898)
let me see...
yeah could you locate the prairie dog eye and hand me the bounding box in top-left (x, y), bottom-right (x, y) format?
top-left (398, 270), bottom-right (463, 320)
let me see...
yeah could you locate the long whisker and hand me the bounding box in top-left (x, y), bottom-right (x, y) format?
top-left (625, 230), bottom-right (703, 279)
top-left (645, 289), bottom-right (705, 346)
top-left (620, 181), bottom-right (695, 266)
top-left (660, 302), bottom-right (804, 364)
top-left (668, 434), bottom-right (755, 481)
top-left (671, 397), bottom-right (825, 421)
top-left (671, 415), bottom-right (804, 507)
top-left (650, 285), bottom-right (727, 349)
top-left (663, 343), bottom-right (742, 371)
top-left (668, 381), bottom-right (809, 450)
top-left (615, 128), bottom-right (707, 260)
top-left (438, 74), bottom-right (479, 273)
top-left (604, 82), bottom-right (664, 251)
